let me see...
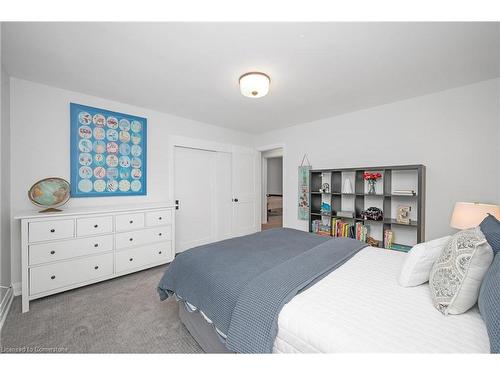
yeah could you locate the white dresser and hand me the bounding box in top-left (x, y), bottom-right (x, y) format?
top-left (15, 203), bottom-right (175, 312)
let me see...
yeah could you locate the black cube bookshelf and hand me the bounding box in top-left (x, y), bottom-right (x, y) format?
top-left (309, 164), bottom-right (425, 251)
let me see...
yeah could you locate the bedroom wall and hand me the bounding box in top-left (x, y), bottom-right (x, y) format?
top-left (1, 25), bottom-right (12, 301)
top-left (267, 157), bottom-right (283, 195)
top-left (254, 78), bottom-right (500, 241)
top-left (8, 78), bottom-right (255, 291)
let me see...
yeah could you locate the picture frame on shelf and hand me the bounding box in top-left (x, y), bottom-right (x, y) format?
top-left (396, 205), bottom-right (411, 224)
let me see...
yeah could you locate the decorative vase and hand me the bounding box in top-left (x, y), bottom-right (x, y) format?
top-left (367, 180), bottom-right (376, 195)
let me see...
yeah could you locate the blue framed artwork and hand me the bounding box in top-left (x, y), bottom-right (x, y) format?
top-left (70, 103), bottom-right (147, 197)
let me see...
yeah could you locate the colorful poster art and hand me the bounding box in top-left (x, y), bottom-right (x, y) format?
top-left (70, 103), bottom-right (147, 197)
top-left (298, 165), bottom-right (311, 220)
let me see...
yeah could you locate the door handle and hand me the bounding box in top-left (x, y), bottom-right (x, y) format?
top-left (175, 200), bottom-right (180, 210)
top-left (233, 198), bottom-right (239, 202)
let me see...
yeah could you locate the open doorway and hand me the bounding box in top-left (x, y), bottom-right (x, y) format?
top-left (261, 148), bottom-right (283, 230)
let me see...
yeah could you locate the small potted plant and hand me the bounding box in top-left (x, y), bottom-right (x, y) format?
top-left (364, 172), bottom-right (382, 195)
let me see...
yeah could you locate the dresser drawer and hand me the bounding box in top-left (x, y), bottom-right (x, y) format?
top-left (115, 242), bottom-right (173, 274)
top-left (76, 216), bottom-right (113, 237)
top-left (29, 220), bottom-right (74, 243)
top-left (29, 235), bottom-right (113, 266)
top-left (115, 225), bottom-right (171, 249)
top-left (115, 212), bottom-right (145, 232)
top-left (29, 253), bottom-right (113, 295)
top-left (145, 210), bottom-right (172, 227)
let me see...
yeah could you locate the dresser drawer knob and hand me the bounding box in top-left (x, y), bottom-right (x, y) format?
top-left (129, 238), bottom-right (134, 242)
top-left (50, 250), bottom-right (55, 255)
top-left (129, 258), bottom-right (133, 262)
top-left (94, 266), bottom-right (99, 270)
top-left (94, 224), bottom-right (99, 228)
top-left (50, 229), bottom-right (55, 233)
top-left (50, 275), bottom-right (56, 280)
top-left (94, 243), bottom-right (99, 248)
top-left (158, 217), bottom-right (162, 220)
top-left (158, 251), bottom-right (162, 254)
top-left (129, 220), bottom-right (134, 224)
top-left (158, 233), bottom-right (162, 236)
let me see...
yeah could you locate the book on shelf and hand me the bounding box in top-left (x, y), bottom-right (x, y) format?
top-left (388, 243), bottom-right (412, 252)
top-left (312, 219), bottom-right (331, 236)
top-left (331, 218), bottom-right (370, 242)
top-left (393, 189), bottom-right (416, 196)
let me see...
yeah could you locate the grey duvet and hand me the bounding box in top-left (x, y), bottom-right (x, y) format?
top-left (157, 228), bottom-right (367, 353)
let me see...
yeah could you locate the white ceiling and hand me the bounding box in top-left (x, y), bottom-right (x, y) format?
top-left (3, 22), bottom-right (500, 133)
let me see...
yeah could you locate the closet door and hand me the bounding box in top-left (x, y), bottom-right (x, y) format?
top-left (174, 146), bottom-right (217, 252)
top-left (231, 146), bottom-right (260, 236)
top-left (215, 152), bottom-right (233, 240)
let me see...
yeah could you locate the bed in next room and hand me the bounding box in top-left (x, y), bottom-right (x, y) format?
top-left (157, 226), bottom-right (500, 354)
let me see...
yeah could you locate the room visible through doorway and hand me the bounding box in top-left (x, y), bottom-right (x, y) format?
top-left (261, 148), bottom-right (283, 230)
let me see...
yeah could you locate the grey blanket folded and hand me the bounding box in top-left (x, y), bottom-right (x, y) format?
top-left (157, 228), bottom-right (367, 353)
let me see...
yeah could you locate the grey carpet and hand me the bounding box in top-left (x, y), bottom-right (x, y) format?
top-left (0, 265), bottom-right (203, 353)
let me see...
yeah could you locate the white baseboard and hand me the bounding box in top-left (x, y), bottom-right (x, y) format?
top-left (0, 286), bottom-right (14, 332)
top-left (12, 282), bottom-right (21, 296)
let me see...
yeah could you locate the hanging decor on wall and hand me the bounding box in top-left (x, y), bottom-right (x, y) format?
top-left (70, 103), bottom-right (147, 197)
top-left (298, 154), bottom-right (311, 220)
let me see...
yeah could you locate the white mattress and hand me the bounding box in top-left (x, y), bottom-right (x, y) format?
top-left (274, 246), bottom-right (490, 353)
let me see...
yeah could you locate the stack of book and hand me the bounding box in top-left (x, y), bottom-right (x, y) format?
top-left (393, 189), bottom-right (416, 196)
top-left (331, 218), bottom-right (370, 241)
top-left (355, 222), bottom-right (370, 242)
top-left (388, 243), bottom-right (413, 252)
top-left (333, 218), bottom-right (350, 237)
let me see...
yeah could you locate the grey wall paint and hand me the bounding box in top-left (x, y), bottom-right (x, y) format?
top-left (8, 78), bottom-right (255, 289)
top-left (1, 23), bottom-right (13, 296)
top-left (254, 79), bottom-right (500, 241)
top-left (267, 157), bottom-right (283, 195)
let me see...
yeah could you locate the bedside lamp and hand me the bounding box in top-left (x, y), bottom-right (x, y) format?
top-left (450, 202), bottom-right (500, 230)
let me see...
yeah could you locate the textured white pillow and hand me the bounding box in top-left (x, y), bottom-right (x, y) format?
top-left (429, 227), bottom-right (493, 315)
top-left (398, 236), bottom-right (451, 287)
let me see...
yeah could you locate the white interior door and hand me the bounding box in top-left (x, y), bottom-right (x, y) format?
top-left (174, 146), bottom-right (217, 252)
top-left (232, 146), bottom-right (260, 236)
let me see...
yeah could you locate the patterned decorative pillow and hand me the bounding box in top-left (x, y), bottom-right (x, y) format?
top-left (429, 227), bottom-right (494, 315)
top-left (479, 214), bottom-right (500, 255)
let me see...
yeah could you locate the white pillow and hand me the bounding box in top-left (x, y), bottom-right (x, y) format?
top-left (398, 235), bottom-right (451, 287)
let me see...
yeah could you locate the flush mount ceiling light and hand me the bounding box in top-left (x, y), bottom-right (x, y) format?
top-left (239, 72), bottom-right (270, 98)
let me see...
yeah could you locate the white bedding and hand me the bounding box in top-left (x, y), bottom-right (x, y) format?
top-left (274, 246), bottom-right (490, 353)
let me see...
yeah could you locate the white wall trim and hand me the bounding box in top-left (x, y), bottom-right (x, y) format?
top-left (0, 285), bottom-right (14, 332)
top-left (261, 157), bottom-right (268, 223)
top-left (12, 282), bottom-right (21, 296)
top-left (256, 143), bottom-right (285, 153)
top-left (258, 144), bottom-right (286, 226)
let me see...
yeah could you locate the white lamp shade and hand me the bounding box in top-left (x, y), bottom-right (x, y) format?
top-left (450, 202), bottom-right (500, 230)
top-left (239, 72), bottom-right (270, 98)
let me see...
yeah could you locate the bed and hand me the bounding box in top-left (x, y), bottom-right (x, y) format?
top-left (274, 246), bottom-right (489, 353)
top-left (158, 228), bottom-right (492, 353)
